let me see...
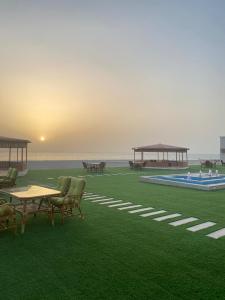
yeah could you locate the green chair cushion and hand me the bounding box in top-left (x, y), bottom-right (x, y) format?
top-left (57, 176), bottom-right (71, 196)
top-left (10, 168), bottom-right (18, 182)
top-left (0, 198), bottom-right (6, 205)
top-left (50, 196), bottom-right (73, 206)
top-left (7, 168), bottom-right (13, 178)
top-left (67, 177), bottom-right (86, 198)
top-left (0, 168), bottom-right (17, 186)
top-left (50, 197), bottom-right (64, 206)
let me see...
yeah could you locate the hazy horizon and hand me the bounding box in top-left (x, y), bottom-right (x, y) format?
top-left (1, 1), bottom-right (225, 154)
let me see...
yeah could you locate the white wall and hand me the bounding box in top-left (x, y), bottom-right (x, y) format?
top-left (220, 137), bottom-right (225, 161)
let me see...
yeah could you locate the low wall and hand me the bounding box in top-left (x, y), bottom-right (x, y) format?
top-left (136, 160), bottom-right (188, 168)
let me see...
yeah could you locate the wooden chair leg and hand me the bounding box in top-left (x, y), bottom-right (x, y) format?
top-left (38, 198), bottom-right (44, 210)
top-left (21, 215), bottom-right (26, 234)
top-left (13, 216), bottom-right (17, 235)
top-left (78, 206), bottom-right (84, 219)
top-left (51, 205), bottom-right (55, 226)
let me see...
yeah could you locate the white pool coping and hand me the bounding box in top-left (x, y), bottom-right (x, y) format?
top-left (140, 173), bottom-right (225, 191)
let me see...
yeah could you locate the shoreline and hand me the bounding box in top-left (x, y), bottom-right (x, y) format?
top-left (27, 159), bottom-right (202, 170)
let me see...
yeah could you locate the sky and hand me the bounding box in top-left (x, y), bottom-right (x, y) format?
top-left (0, 0), bottom-right (225, 154)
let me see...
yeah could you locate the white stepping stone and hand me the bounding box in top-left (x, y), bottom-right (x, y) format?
top-left (92, 198), bottom-right (114, 203)
top-left (83, 195), bottom-right (99, 199)
top-left (84, 194), bottom-right (99, 198)
top-left (141, 210), bottom-right (167, 217)
top-left (129, 207), bottom-right (154, 214)
top-left (84, 196), bottom-right (104, 200)
top-left (84, 193), bottom-right (94, 195)
top-left (108, 202), bottom-right (132, 208)
top-left (207, 228), bottom-right (225, 239)
top-left (187, 222), bottom-right (216, 232)
top-left (118, 205), bottom-right (142, 210)
top-left (169, 217), bottom-right (198, 227)
top-left (154, 213), bottom-right (181, 221)
top-left (99, 200), bottom-right (123, 205)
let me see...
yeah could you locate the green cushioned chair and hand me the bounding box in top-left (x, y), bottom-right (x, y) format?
top-left (0, 203), bottom-right (17, 234)
top-left (0, 167), bottom-right (13, 179)
top-left (50, 177), bottom-right (86, 225)
top-left (0, 198), bottom-right (6, 205)
top-left (0, 168), bottom-right (18, 188)
top-left (38, 176), bottom-right (71, 210)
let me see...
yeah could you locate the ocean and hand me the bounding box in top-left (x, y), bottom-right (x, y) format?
top-left (25, 152), bottom-right (220, 170)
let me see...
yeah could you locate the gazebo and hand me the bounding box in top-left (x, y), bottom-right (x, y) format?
top-left (132, 143), bottom-right (189, 169)
top-left (0, 136), bottom-right (31, 171)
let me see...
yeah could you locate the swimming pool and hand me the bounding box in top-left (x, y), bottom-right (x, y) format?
top-left (140, 173), bottom-right (225, 191)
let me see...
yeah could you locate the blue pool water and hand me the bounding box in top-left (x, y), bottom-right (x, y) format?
top-left (141, 173), bottom-right (225, 190)
top-left (156, 175), bottom-right (225, 185)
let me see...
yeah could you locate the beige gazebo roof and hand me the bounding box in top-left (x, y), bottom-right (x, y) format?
top-left (133, 143), bottom-right (189, 153)
top-left (0, 136), bottom-right (31, 148)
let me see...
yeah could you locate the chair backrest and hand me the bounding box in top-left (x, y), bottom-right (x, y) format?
top-left (0, 203), bottom-right (14, 217)
top-left (205, 160), bottom-right (213, 168)
top-left (67, 177), bottom-right (86, 204)
top-left (9, 168), bottom-right (18, 185)
top-left (129, 161), bottom-right (134, 168)
top-left (6, 168), bottom-right (13, 178)
top-left (100, 162), bottom-right (106, 169)
top-left (57, 176), bottom-right (71, 196)
top-left (82, 161), bottom-right (87, 169)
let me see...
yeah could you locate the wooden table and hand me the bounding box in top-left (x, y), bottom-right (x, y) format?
top-left (1, 185), bottom-right (61, 233)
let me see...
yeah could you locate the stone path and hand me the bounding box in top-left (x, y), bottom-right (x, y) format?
top-left (83, 192), bottom-right (225, 240)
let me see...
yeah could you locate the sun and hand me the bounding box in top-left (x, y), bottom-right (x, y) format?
top-left (40, 136), bottom-right (46, 142)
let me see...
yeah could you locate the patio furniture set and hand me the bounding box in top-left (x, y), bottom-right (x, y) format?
top-left (0, 169), bottom-right (86, 234)
top-left (200, 160), bottom-right (222, 169)
top-left (82, 161), bottom-right (106, 172)
top-left (129, 161), bottom-right (145, 170)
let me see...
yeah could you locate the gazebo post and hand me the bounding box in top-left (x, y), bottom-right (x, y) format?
top-left (9, 146), bottom-right (11, 167)
top-left (141, 152), bottom-right (143, 161)
top-left (21, 147), bottom-right (24, 170)
top-left (26, 146), bottom-right (28, 168)
top-left (0, 137), bottom-right (30, 172)
top-left (133, 150), bottom-right (136, 162)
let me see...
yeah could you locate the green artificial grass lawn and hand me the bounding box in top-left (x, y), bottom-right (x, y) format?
top-left (1, 166), bottom-right (225, 299)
